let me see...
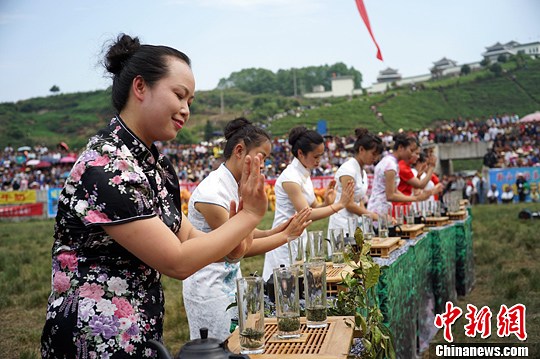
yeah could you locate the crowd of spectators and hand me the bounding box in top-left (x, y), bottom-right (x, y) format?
top-left (1, 113), bottom-right (538, 193)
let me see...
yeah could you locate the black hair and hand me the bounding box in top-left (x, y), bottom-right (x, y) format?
top-left (416, 151), bottom-right (427, 164)
top-left (392, 133), bottom-right (417, 151)
top-left (223, 117), bottom-right (271, 159)
top-left (103, 33), bottom-right (191, 112)
top-left (288, 126), bottom-right (324, 158)
top-left (353, 128), bottom-right (384, 155)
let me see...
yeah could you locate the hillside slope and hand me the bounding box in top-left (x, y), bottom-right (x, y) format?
top-left (1, 59), bottom-right (538, 149)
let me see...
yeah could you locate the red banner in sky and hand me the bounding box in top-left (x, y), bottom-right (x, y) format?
top-left (355, 0), bottom-right (383, 61)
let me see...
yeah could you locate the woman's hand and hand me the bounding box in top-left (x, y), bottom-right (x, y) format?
top-left (282, 207), bottom-right (313, 239)
top-left (239, 154), bottom-right (267, 219)
top-left (414, 190), bottom-right (431, 202)
top-left (432, 183), bottom-right (444, 194)
top-left (369, 212), bottom-right (379, 221)
top-left (323, 180), bottom-right (337, 205)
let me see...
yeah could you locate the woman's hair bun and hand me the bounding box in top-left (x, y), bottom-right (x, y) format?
top-left (288, 126), bottom-right (308, 146)
top-left (354, 128), bottom-right (369, 138)
top-left (105, 34), bottom-right (141, 75)
top-left (224, 117), bottom-right (252, 140)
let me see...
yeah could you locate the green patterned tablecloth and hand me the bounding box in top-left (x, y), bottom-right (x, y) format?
top-left (429, 224), bottom-right (458, 314)
top-left (375, 240), bottom-right (417, 359)
top-left (454, 216), bottom-right (475, 296)
top-left (371, 217), bottom-right (474, 358)
top-left (410, 233), bottom-right (438, 352)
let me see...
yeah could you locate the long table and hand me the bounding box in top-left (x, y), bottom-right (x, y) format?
top-left (372, 215), bottom-right (474, 358)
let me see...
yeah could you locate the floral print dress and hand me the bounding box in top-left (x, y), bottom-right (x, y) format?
top-left (41, 116), bottom-right (182, 358)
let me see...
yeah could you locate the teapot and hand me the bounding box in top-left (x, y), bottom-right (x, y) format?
top-left (414, 214), bottom-right (425, 225)
top-left (388, 224), bottom-right (402, 238)
top-left (147, 327), bottom-right (251, 359)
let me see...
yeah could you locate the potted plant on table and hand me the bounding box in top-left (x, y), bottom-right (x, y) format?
top-left (329, 226), bottom-right (396, 359)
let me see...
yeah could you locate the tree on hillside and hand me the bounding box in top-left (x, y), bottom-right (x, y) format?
top-left (511, 53), bottom-right (527, 68)
top-left (497, 54), bottom-right (507, 63)
top-left (218, 63), bottom-right (362, 96)
top-left (480, 58), bottom-right (490, 67)
top-left (49, 85), bottom-right (60, 94)
top-left (204, 120), bottom-right (214, 141)
top-left (489, 63), bottom-right (503, 77)
top-left (460, 64), bottom-right (471, 76)
top-left (218, 68), bottom-right (278, 94)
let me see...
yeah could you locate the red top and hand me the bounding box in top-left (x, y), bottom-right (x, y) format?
top-left (397, 160), bottom-right (414, 196)
top-left (431, 173), bottom-right (440, 200)
top-left (394, 159), bottom-right (414, 210)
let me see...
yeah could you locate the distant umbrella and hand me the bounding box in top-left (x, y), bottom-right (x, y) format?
top-left (26, 159), bottom-right (40, 166)
top-left (519, 111), bottom-right (540, 123)
top-left (58, 142), bottom-right (69, 151)
top-left (17, 146), bottom-right (32, 152)
top-left (40, 155), bottom-right (59, 164)
top-left (59, 156), bottom-right (77, 164)
top-left (35, 161), bottom-right (52, 169)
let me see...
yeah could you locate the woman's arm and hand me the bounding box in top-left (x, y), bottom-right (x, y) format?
top-left (384, 170), bottom-right (431, 203)
top-left (406, 166), bottom-right (435, 189)
top-left (104, 154), bottom-right (266, 280)
top-left (339, 175), bottom-right (378, 219)
top-left (193, 200), bottom-right (253, 259)
top-left (194, 202), bottom-right (229, 230)
top-left (282, 180), bottom-right (354, 222)
top-left (244, 206), bottom-right (312, 257)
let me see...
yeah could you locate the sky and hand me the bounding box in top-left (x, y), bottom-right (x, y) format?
top-left (1, 0), bottom-right (539, 103)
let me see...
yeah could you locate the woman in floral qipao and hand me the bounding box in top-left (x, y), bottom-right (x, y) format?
top-left (41, 34), bottom-right (268, 358)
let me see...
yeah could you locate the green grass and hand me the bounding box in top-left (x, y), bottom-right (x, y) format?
top-left (1, 203), bottom-right (539, 358)
top-left (423, 203), bottom-right (540, 358)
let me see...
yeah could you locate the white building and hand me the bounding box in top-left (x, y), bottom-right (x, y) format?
top-left (482, 40), bottom-right (540, 62)
top-left (304, 39), bottom-right (539, 97)
top-left (514, 41), bottom-right (540, 57)
top-left (376, 67), bottom-right (402, 83)
top-left (431, 57), bottom-right (459, 78)
top-left (482, 42), bottom-right (517, 62)
top-left (304, 75), bottom-right (364, 98)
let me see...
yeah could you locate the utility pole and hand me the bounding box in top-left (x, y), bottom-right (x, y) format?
top-left (293, 68), bottom-right (298, 97)
top-left (220, 90), bottom-right (224, 115)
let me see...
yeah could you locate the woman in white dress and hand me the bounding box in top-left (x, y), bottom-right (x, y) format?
top-left (367, 134), bottom-right (433, 218)
top-left (183, 118), bottom-right (311, 340)
top-left (328, 128), bottom-right (383, 233)
top-left (262, 126), bottom-right (354, 281)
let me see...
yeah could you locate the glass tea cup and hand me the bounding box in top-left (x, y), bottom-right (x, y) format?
top-left (304, 261), bottom-right (327, 328)
top-left (395, 206), bottom-right (404, 226)
top-left (273, 266), bottom-right (301, 338)
top-left (378, 213), bottom-right (389, 239)
top-left (307, 230), bottom-right (325, 263)
top-left (236, 276), bottom-right (265, 354)
top-left (361, 214), bottom-right (374, 241)
top-left (405, 205), bottom-right (415, 225)
top-left (329, 228), bottom-right (345, 268)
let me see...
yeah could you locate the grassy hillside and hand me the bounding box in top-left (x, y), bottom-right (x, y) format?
top-left (267, 59), bottom-right (540, 136)
top-left (1, 58), bottom-right (539, 149)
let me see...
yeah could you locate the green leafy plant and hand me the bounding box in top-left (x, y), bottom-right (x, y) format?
top-left (329, 227), bottom-right (396, 359)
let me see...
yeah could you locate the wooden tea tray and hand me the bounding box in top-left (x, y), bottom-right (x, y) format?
top-left (424, 216), bottom-right (450, 227)
top-left (228, 316), bottom-right (355, 358)
top-left (369, 237), bottom-right (402, 258)
top-left (447, 211), bottom-right (467, 221)
top-left (398, 223), bottom-right (425, 239)
top-left (325, 263), bottom-right (353, 296)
